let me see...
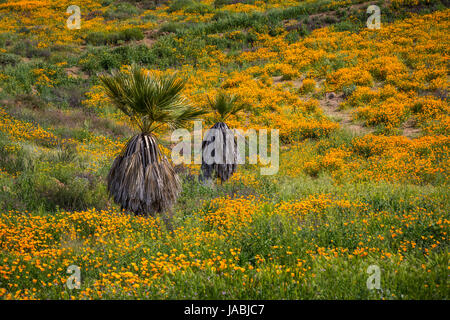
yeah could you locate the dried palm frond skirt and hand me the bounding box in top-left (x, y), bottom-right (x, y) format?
top-left (107, 133), bottom-right (181, 216)
top-left (200, 122), bottom-right (239, 183)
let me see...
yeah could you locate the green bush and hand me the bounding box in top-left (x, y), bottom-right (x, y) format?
top-left (1, 62), bottom-right (35, 94)
top-left (0, 52), bottom-right (20, 66)
top-left (184, 2), bottom-right (214, 14)
top-left (213, 0), bottom-right (255, 7)
top-left (14, 93), bottom-right (46, 110)
top-left (104, 2), bottom-right (140, 20)
top-left (80, 44), bottom-right (158, 73)
top-left (0, 133), bottom-right (34, 174)
top-left (285, 30), bottom-right (300, 44)
top-left (15, 163), bottom-right (109, 212)
top-left (84, 28), bottom-right (144, 45)
top-left (0, 32), bottom-right (17, 48)
top-left (158, 22), bottom-right (182, 34)
top-left (168, 0), bottom-right (196, 12)
top-left (333, 19), bottom-right (363, 33)
top-left (342, 84), bottom-right (357, 98)
top-left (12, 40), bottom-right (51, 59)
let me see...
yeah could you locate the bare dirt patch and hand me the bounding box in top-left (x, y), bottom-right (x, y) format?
top-left (272, 76), bottom-right (303, 89)
top-left (66, 66), bottom-right (89, 80)
top-left (319, 92), bottom-right (372, 135)
top-left (400, 117), bottom-right (421, 138)
top-left (136, 30), bottom-right (158, 48)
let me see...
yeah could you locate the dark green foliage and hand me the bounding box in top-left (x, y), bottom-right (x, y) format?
top-left (158, 22), bottom-right (182, 34)
top-left (104, 2), bottom-right (141, 20)
top-left (184, 2), bottom-right (213, 14)
top-left (333, 19), bottom-right (364, 33)
top-left (168, 0), bottom-right (213, 13)
top-left (0, 52), bottom-right (20, 66)
top-left (285, 30), bottom-right (301, 44)
top-left (0, 131), bottom-right (109, 211)
top-left (12, 40), bottom-right (51, 59)
top-left (41, 84), bottom-right (87, 109)
top-left (0, 62), bottom-right (35, 94)
top-left (15, 164), bottom-right (109, 212)
top-left (80, 39), bottom-right (180, 73)
top-left (0, 133), bottom-right (33, 174)
top-left (0, 32), bottom-right (18, 48)
top-left (84, 28), bottom-right (144, 45)
top-left (14, 93), bottom-right (46, 110)
top-left (342, 84), bottom-right (357, 98)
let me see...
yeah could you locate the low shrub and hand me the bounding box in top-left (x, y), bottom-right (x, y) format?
top-left (84, 28), bottom-right (144, 46)
top-left (0, 52), bottom-right (20, 66)
top-left (104, 2), bottom-right (140, 20)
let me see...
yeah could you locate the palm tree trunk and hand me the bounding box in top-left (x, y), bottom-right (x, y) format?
top-left (107, 133), bottom-right (181, 216)
top-left (200, 122), bottom-right (238, 183)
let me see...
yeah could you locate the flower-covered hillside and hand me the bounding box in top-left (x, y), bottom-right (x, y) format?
top-left (0, 0), bottom-right (448, 300)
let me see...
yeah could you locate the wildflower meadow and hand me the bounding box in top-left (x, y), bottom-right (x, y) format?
top-left (0, 0), bottom-right (448, 301)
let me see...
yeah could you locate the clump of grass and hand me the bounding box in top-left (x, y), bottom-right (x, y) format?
top-left (84, 28), bottom-right (144, 46)
top-left (12, 40), bottom-right (51, 59)
top-left (0, 52), bottom-right (20, 66)
top-left (104, 2), bottom-right (141, 20)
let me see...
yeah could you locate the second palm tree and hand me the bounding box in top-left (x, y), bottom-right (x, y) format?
top-left (201, 91), bottom-right (246, 184)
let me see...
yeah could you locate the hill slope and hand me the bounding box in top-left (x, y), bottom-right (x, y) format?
top-left (0, 0), bottom-right (448, 299)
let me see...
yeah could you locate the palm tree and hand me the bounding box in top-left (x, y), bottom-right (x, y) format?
top-left (99, 64), bottom-right (204, 216)
top-left (200, 91), bottom-right (245, 183)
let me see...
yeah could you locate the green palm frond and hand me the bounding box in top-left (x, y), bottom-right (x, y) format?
top-left (207, 91), bottom-right (246, 123)
top-left (99, 64), bottom-right (205, 133)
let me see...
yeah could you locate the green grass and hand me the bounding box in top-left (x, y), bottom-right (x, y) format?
top-left (0, 0), bottom-right (448, 300)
